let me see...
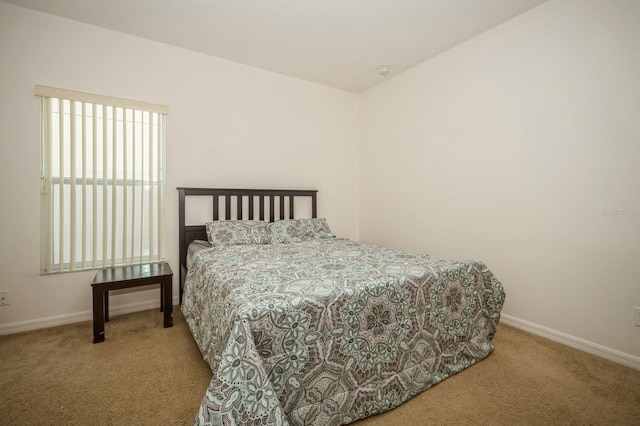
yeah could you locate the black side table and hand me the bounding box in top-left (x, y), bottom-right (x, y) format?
top-left (91, 262), bottom-right (173, 343)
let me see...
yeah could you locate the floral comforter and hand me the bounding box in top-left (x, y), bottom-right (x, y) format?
top-left (182, 238), bottom-right (505, 426)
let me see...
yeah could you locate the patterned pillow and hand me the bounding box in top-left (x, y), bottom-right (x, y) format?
top-left (205, 220), bottom-right (268, 246)
top-left (299, 218), bottom-right (335, 239)
top-left (266, 218), bottom-right (335, 243)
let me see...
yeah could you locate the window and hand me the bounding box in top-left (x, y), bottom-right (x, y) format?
top-left (37, 86), bottom-right (168, 273)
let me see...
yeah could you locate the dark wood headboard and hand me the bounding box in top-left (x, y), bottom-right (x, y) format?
top-left (177, 187), bottom-right (318, 302)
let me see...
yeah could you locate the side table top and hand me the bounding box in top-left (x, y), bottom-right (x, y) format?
top-left (92, 262), bottom-right (173, 285)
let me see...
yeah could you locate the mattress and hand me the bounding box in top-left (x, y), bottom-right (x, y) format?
top-left (182, 238), bottom-right (505, 425)
top-left (186, 240), bottom-right (211, 270)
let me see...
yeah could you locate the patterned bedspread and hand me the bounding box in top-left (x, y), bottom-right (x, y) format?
top-left (182, 238), bottom-right (505, 426)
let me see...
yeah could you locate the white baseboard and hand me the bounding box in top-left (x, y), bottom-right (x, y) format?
top-left (2, 305), bottom-right (637, 371)
top-left (500, 314), bottom-right (640, 371)
top-left (0, 297), bottom-right (180, 336)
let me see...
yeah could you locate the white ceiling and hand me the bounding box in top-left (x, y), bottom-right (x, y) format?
top-left (3, 0), bottom-right (547, 93)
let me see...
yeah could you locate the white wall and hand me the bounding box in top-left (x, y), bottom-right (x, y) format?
top-left (359, 0), bottom-right (640, 361)
top-left (0, 3), bottom-right (359, 332)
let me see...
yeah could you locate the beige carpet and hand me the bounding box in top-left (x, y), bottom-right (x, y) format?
top-left (1, 309), bottom-right (638, 425)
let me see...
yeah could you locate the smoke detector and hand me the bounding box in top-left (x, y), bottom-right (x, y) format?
top-left (377, 65), bottom-right (391, 77)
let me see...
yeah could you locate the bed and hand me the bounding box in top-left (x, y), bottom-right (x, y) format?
top-left (178, 187), bottom-right (505, 426)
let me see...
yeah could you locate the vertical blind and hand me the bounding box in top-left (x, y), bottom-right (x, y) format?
top-left (37, 86), bottom-right (168, 273)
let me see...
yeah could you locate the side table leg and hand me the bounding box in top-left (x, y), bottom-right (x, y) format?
top-left (162, 277), bottom-right (173, 328)
top-left (93, 286), bottom-right (106, 343)
top-left (104, 290), bottom-right (109, 322)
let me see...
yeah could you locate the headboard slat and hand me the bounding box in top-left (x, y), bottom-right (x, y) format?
top-left (269, 195), bottom-right (275, 222)
top-left (249, 196), bottom-right (255, 220)
top-left (237, 196), bottom-right (243, 220)
top-left (289, 196), bottom-right (295, 219)
top-left (279, 196), bottom-right (285, 220)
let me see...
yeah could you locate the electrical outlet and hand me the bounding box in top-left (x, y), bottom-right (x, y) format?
top-left (635, 307), bottom-right (640, 327)
top-left (0, 291), bottom-right (9, 306)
